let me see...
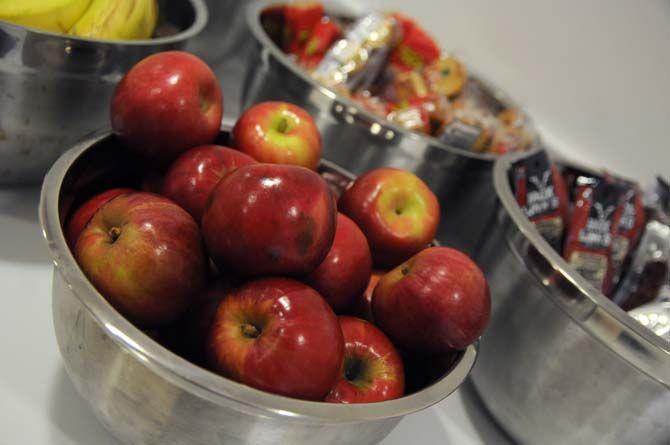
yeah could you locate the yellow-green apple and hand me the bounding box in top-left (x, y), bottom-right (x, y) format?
top-left (66, 187), bottom-right (133, 248)
top-left (325, 316), bottom-right (404, 403)
top-left (232, 101), bottom-right (321, 170)
top-left (338, 168), bottom-right (439, 268)
top-left (202, 163), bottom-right (336, 276)
top-left (372, 247), bottom-right (490, 353)
top-left (162, 145), bottom-right (257, 221)
top-left (305, 213), bottom-right (372, 312)
top-left (75, 192), bottom-right (206, 326)
top-left (111, 51), bottom-right (223, 163)
top-left (207, 277), bottom-right (344, 400)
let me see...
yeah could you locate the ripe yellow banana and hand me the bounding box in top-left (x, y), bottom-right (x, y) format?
top-left (69, 0), bottom-right (158, 40)
top-left (0, 0), bottom-right (92, 33)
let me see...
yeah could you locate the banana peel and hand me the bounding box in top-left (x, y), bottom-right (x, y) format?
top-left (0, 0), bottom-right (93, 33)
top-left (69, 0), bottom-right (158, 40)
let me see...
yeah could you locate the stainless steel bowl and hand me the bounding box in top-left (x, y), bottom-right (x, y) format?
top-left (241, 0), bottom-right (538, 254)
top-left (0, 0), bottom-right (207, 186)
top-left (39, 130), bottom-right (477, 445)
top-left (471, 153), bottom-right (670, 445)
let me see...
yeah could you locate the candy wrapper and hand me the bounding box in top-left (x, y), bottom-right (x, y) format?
top-left (312, 12), bottom-right (399, 92)
top-left (424, 56), bottom-right (467, 98)
top-left (613, 221), bottom-right (670, 311)
top-left (388, 13), bottom-right (440, 72)
top-left (512, 150), bottom-right (570, 250)
top-left (629, 300), bottom-right (670, 342)
top-left (610, 183), bottom-right (645, 288)
top-left (283, 2), bottom-right (325, 54)
top-left (297, 17), bottom-right (342, 68)
top-left (563, 176), bottom-right (624, 294)
top-left (387, 94), bottom-right (451, 134)
top-left (644, 176), bottom-right (670, 225)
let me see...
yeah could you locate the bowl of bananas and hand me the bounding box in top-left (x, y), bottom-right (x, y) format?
top-left (0, 0), bottom-right (207, 185)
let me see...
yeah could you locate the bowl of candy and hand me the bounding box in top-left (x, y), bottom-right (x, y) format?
top-left (241, 0), bottom-right (539, 253)
top-left (471, 150), bottom-right (670, 444)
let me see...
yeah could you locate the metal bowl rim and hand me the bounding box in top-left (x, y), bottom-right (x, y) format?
top-left (0, 0), bottom-right (208, 47)
top-left (493, 153), bottom-right (670, 387)
top-left (245, 0), bottom-right (536, 164)
top-left (39, 130), bottom-right (478, 423)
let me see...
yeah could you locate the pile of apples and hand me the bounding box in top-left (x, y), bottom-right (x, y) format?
top-left (67, 51), bottom-right (491, 404)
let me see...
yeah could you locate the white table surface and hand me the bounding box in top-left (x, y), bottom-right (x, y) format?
top-left (0, 187), bottom-right (511, 444)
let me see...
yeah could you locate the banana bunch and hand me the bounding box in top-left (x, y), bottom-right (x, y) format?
top-left (0, 0), bottom-right (158, 40)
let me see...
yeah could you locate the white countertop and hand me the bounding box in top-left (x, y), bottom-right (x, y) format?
top-left (0, 187), bottom-right (511, 444)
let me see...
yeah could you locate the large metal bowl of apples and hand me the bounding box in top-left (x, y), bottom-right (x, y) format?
top-left (39, 51), bottom-right (487, 445)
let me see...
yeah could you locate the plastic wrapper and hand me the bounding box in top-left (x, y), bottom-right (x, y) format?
top-left (563, 176), bottom-right (624, 294)
top-left (283, 2), bottom-right (325, 54)
top-left (388, 13), bottom-right (440, 72)
top-left (644, 176), bottom-right (670, 225)
top-left (297, 17), bottom-right (342, 68)
top-left (628, 300), bottom-right (670, 341)
top-left (512, 150), bottom-right (570, 250)
top-left (424, 56), bottom-right (467, 98)
top-left (613, 221), bottom-right (670, 311)
top-left (312, 12), bottom-right (398, 92)
top-left (610, 183), bottom-right (645, 288)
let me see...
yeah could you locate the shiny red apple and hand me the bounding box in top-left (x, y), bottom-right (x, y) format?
top-left (325, 316), bottom-right (404, 403)
top-left (75, 192), bottom-right (206, 326)
top-left (162, 145), bottom-right (257, 221)
top-left (111, 51), bottom-right (223, 163)
top-left (339, 168), bottom-right (439, 268)
top-left (207, 277), bottom-right (344, 400)
top-left (349, 270), bottom-right (385, 322)
top-left (372, 247), bottom-right (490, 353)
top-left (232, 101), bottom-right (321, 170)
top-left (66, 187), bottom-right (133, 248)
top-left (202, 163), bottom-right (336, 277)
top-left (305, 213), bottom-right (372, 312)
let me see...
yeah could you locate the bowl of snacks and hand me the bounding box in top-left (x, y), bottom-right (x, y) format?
top-left (241, 0), bottom-right (539, 253)
top-left (40, 52), bottom-right (487, 445)
top-left (470, 150), bottom-right (670, 444)
top-left (0, 0), bottom-right (207, 185)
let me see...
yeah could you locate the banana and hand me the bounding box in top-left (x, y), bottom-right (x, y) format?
top-left (0, 0), bottom-right (92, 33)
top-left (69, 0), bottom-right (158, 40)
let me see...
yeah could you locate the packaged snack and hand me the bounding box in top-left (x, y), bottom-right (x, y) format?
top-left (388, 13), bottom-right (440, 72)
top-left (628, 300), bottom-right (670, 341)
top-left (283, 2), bottom-right (325, 54)
top-left (387, 100), bottom-right (430, 133)
top-left (489, 125), bottom-right (534, 155)
top-left (312, 12), bottom-right (399, 92)
top-left (424, 56), bottom-right (467, 98)
top-left (512, 150), bottom-right (570, 249)
top-left (644, 176), bottom-right (670, 225)
top-left (437, 119), bottom-right (490, 151)
top-left (563, 177), bottom-right (624, 294)
top-left (613, 221), bottom-right (670, 310)
top-left (610, 183), bottom-right (645, 288)
top-left (297, 17), bottom-right (342, 68)
top-left (377, 69), bottom-right (429, 104)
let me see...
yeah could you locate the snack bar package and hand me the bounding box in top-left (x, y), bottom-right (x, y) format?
top-left (610, 183), bottom-right (645, 289)
top-left (512, 150), bottom-right (570, 250)
top-left (563, 176), bottom-right (624, 294)
top-left (613, 221), bottom-right (670, 311)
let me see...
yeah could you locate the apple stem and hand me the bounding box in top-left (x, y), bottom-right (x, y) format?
top-left (276, 117), bottom-right (289, 134)
top-left (241, 323), bottom-right (261, 339)
top-left (108, 226), bottom-right (122, 243)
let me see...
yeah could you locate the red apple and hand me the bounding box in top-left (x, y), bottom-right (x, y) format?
top-left (339, 168), bottom-right (439, 268)
top-left (202, 163), bottom-right (336, 277)
top-left (75, 192), bottom-right (206, 326)
top-left (66, 188), bottom-right (133, 248)
top-left (207, 277), bottom-right (344, 400)
top-left (325, 316), bottom-right (404, 403)
top-left (372, 247), bottom-right (490, 353)
top-left (232, 101), bottom-right (321, 170)
top-left (305, 213), bottom-right (372, 312)
top-left (111, 51), bottom-right (223, 163)
top-left (349, 270), bottom-right (385, 322)
top-left (162, 145), bottom-right (257, 221)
